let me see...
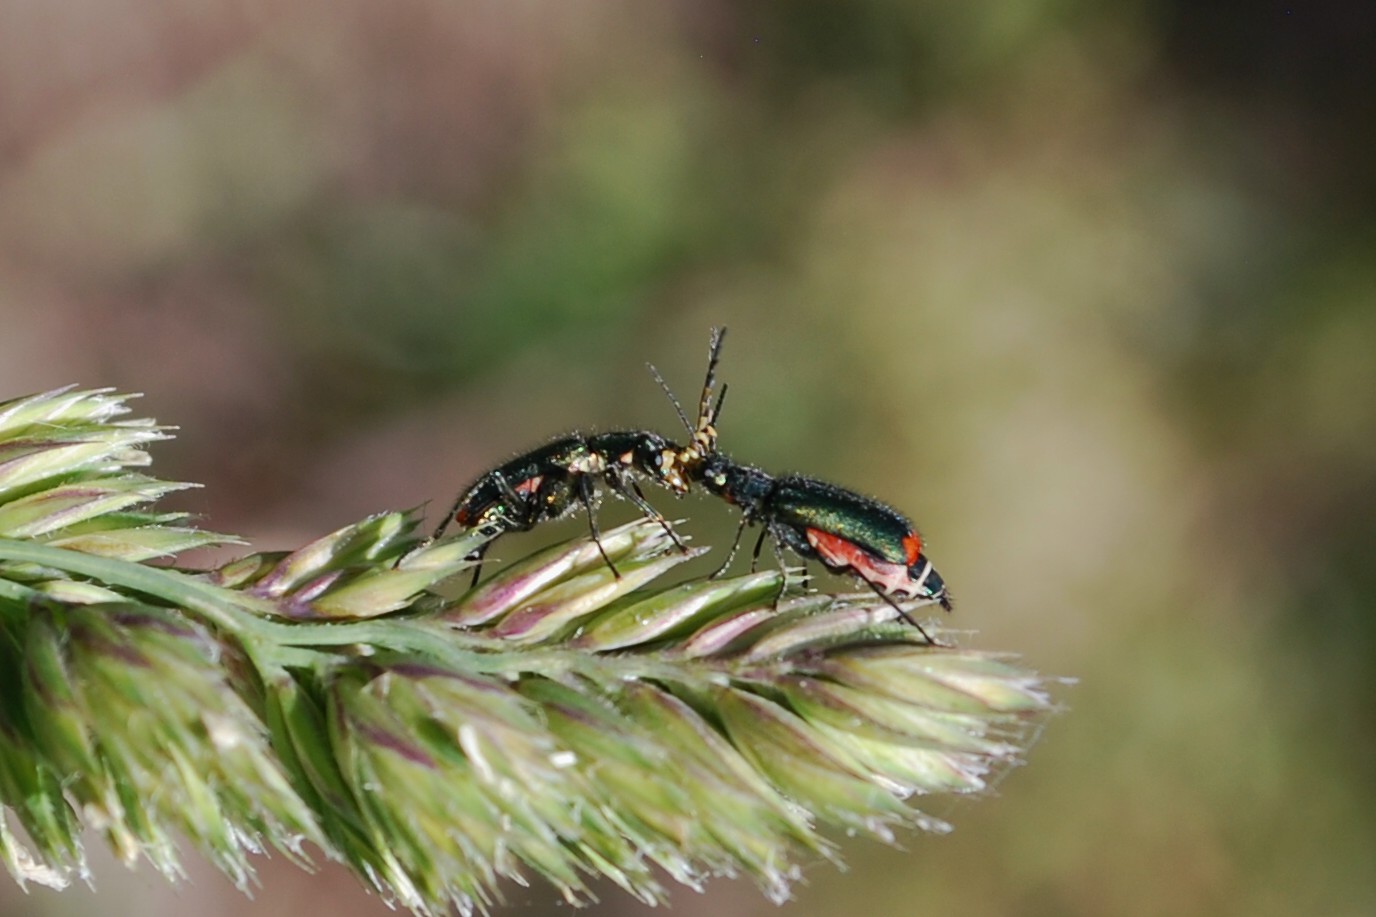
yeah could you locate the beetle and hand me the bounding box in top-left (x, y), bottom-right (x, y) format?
top-left (696, 457), bottom-right (951, 640)
top-left (431, 431), bottom-right (694, 586)
top-left (656, 328), bottom-right (953, 640)
top-left (430, 333), bottom-right (730, 586)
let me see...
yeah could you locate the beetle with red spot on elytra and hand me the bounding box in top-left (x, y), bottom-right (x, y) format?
top-left (428, 430), bottom-right (697, 589)
top-left (425, 340), bottom-right (729, 586)
top-left (650, 328), bottom-right (953, 643)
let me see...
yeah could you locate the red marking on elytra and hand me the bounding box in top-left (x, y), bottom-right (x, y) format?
top-left (806, 528), bottom-right (924, 597)
top-left (456, 474), bottom-right (545, 526)
top-left (901, 533), bottom-right (923, 566)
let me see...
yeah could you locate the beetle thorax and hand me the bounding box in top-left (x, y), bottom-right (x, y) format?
top-left (700, 457), bottom-right (772, 511)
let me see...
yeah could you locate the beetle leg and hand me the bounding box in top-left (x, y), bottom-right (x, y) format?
top-left (612, 470), bottom-right (687, 553)
top-left (462, 541), bottom-right (491, 589)
top-left (710, 515), bottom-right (750, 579)
top-left (430, 492), bottom-right (466, 543)
top-left (767, 526), bottom-right (792, 607)
top-left (748, 527), bottom-right (770, 573)
top-left (576, 475), bottom-right (620, 579)
top-left (861, 579), bottom-right (941, 645)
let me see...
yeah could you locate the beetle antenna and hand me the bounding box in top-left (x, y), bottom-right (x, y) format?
top-left (698, 327), bottom-right (726, 431)
top-left (710, 383), bottom-right (728, 429)
top-left (646, 362), bottom-right (693, 435)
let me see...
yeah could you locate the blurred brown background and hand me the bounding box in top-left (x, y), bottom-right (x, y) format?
top-left (2, 2), bottom-right (1374, 916)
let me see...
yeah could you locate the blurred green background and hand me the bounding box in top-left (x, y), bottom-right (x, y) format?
top-left (2, 2), bottom-right (1373, 916)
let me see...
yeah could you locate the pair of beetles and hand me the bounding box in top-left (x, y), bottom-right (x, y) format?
top-left (431, 328), bottom-right (952, 642)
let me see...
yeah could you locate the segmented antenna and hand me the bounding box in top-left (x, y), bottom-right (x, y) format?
top-left (697, 327), bottom-right (726, 435)
top-left (709, 383), bottom-right (727, 430)
top-left (647, 325), bottom-right (728, 445)
top-left (647, 362), bottom-right (693, 435)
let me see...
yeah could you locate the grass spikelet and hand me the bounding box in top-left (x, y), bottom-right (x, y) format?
top-left (0, 386), bottom-right (1060, 914)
